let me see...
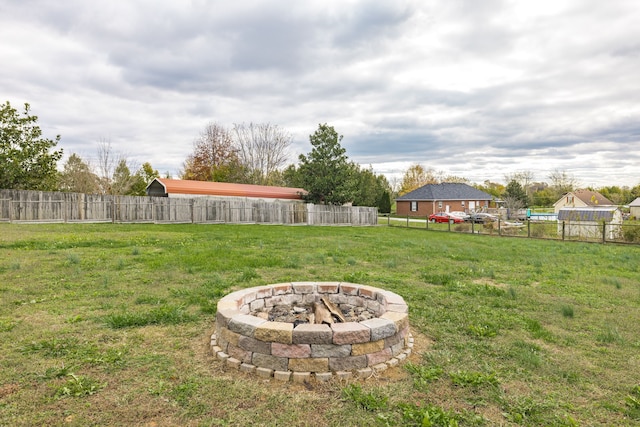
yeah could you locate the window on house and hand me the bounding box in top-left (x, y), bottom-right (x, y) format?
top-left (438, 201), bottom-right (443, 208)
top-left (410, 201), bottom-right (418, 212)
top-left (461, 201), bottom-right (465, 207)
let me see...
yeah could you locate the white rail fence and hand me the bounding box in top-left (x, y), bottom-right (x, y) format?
top-left (0, 189), bottom-right (378, 226)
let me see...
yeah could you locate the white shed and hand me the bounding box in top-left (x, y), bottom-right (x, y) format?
top-left (629, 198), bottom-right (640, 220)
top-left (557, 207), bottom-right (623, 240)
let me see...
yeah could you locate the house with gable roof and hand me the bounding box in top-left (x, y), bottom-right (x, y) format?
top-left (395, 183), bottom-right (494, 217)
top-left (553, 189), bottom-right (614, 213)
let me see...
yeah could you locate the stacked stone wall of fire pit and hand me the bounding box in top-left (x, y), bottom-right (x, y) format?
top-left (212, 282), bottom-right (412, 381)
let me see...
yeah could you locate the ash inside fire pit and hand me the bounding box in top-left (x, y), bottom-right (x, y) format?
top-left (253, 303), bottom-right (376, 325)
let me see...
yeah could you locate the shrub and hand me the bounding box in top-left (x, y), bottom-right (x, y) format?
top-left (622, 225), bottom-right (640, 243)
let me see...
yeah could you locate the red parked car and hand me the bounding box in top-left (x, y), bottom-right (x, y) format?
top-left (428, 212), bottom-right (464, 223)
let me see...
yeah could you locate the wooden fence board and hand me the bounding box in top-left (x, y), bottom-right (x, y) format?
top-left (0, 189), bottom-right (378, 226)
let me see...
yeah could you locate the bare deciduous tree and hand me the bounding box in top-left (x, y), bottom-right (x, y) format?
top-left (504, 170), bottom-right (535, 198)
top-left (548, 169), bottom-right (579, 199)
top-left (232, 123), bottom-right (292, 185)
top-left (96, 139), bottom-right (138, 194)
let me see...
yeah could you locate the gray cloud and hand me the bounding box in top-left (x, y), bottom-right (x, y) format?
top-left (1, 0), bottom-right (639, 188)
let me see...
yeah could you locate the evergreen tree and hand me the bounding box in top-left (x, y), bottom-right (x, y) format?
top-left (377, 190), bottom-right (391, 214)
top-left (298, 124), bottom-right (355, 205)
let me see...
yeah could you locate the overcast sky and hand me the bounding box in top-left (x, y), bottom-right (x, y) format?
top-left (2, 0), bottom-right (639, 188)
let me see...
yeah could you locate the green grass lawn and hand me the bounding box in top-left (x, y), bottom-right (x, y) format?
top-left (1, 223), bottom-right (639, 426)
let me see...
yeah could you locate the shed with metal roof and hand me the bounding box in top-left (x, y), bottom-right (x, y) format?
top-left (145, 178), bottom-right (306, 202)
top-left (557, 207), bottom-right (622, 240)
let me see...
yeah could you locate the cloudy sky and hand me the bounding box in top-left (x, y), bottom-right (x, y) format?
top-left (2, 0), bottom-right (639, 188)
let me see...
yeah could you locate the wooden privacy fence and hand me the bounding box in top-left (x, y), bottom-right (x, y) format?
top-left (0, 189), bottom-right (378, 226)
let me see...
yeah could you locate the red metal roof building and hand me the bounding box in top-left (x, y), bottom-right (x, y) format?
top-left (146, 178), bottom-right (306, 201)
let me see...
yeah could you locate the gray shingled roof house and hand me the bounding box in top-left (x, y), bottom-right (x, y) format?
top-left (395, 183), bottom-right (494, 216)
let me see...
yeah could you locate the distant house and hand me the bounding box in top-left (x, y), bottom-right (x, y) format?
top-left (553, 189), bottom-right (614, 213)
top-left (396, 183), bottom-right (494, 217)
top-left (557, 207), bottom-right (623, 240)
top-left (630, 198), bottom-right (640, 219)
top-left (145, 178), bottom-right (306, 202)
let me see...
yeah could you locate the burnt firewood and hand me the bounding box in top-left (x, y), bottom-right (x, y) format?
top-left (321, 297), bottom-right (346, 322)
top-left (312, 301), bottom-right (333, 324)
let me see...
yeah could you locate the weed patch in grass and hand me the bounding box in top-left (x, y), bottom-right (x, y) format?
top-left (104, 305), bottom-right (197, 329)
top-left (596, 325), bottom-right (623, 344)
top-left (509, 340), bottom-right (543, 369)
top-left (135, 295), bottom-right (168, 305)
top-left (397, 402), bottom-right (484, 426)
top-left (420, 271), bottom-right (456, 286)
top-left (0, 318), bottom-right (18, 332)
top-left (40, 364), bottom-right (75, 380)
top-left (53, 374), bottom-right (105, 398)
top-left (561, 305), bottom-right (574, 318)
top-left (626, 385), bottom-right (640, 420)
top-left (344, 270), bottom-right (368, 282)
top-left (523, 318), bottom-right (555, 342)
top-left (467, 323), bottom-right (498, 338)
top-left (341, 384), bottom-right (388, 412)
top-left (405, 363), bottom-right (444, 391)
top-left (450, 370), bottom-right (499, 388)
top-left (238, 268), bottom-right (259, 282)
top-left (65, 253), bottom-right (81, 265)
top-left (21, 337), bottom-right (83, 358)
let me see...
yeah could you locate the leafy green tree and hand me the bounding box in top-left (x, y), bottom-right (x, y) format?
top-left (597, 185), bottom-right (631, 205)
top-left (352, 164), bottom-right (392, 208)
top-left (298, 124), bottom-right (356, 205)
top-left (0, 101), bottom-right (63, 190)
top-left (530, 187), bottom-right (555, 207)
top-left (282, 164), bottom-right (304, 188)
top-left (129, 162), bottom-right (160, 196)
top-left (59, 153), bottom-right (100, 194)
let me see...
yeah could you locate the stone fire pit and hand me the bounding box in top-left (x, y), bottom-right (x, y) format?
top-left (211, 282), bottom-right (412, 382)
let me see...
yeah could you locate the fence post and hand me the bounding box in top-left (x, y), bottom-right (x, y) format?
top-left (602, 222), bottom-right (606, 244)
top-left (406, 216), bottom-right (409, 228)
top-left (527, 220), bottom-right (530, 238)
top-left (498, 218), bottom-right (501, 236)
top-left (562, 221), bottom-right (565, 241)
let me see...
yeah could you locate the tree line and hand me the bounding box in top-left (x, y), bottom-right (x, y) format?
top-left (2, 100), bottom-right (638, 212)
